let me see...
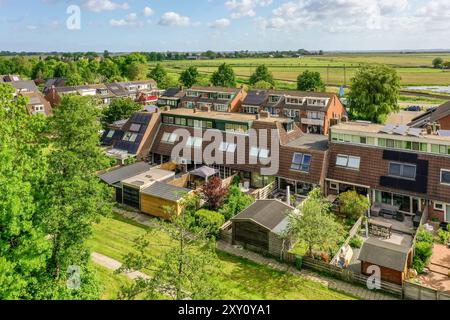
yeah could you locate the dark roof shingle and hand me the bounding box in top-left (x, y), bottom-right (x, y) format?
top-left (141, 181), bottom-right (190, 201)
top-left (358, 238), bottom-right (411, 272)
top-left (231, 200), bottom-right (294, 231)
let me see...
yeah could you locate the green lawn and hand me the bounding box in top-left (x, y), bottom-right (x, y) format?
top-left (151, 54), bottom-right (450, 87)
top-left (92, 263), bottom-right (132, 300)
top-left (88, 213), bottom-right (356, 300)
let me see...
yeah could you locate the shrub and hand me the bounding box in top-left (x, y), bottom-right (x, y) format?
top-left (219, 185), bottom-right (254, 220)
top-left (416, 228), bottom-right (434, 244)
top-left (437, 229), bottom-right (450, 244)
top-left (413, 259), bottom-right (425, 274)
top-left (338, 190), bottom-right (370, 219)
top-left (194, 209), bottom-right (225, 237)
top-left (349, 236), bottom-right (363, 249)
top-left (415, 241), bottom-right (433, 266)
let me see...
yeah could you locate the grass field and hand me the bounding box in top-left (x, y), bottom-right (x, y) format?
top-left (152, 53), bottom-right (450, 87)
top-left (88, 213), bottom-right (356, 300)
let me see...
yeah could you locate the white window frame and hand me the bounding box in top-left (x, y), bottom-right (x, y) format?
top-left (330, 182), bottom-right (339, 191)
top-left (434, 202), bottom-right (445, 211)
top-left (389, 162), bottom-right (417, 180)
top-left (187, 137), bottom-right (202, 148)
top-left (440, 169), bottom-right (450, 186)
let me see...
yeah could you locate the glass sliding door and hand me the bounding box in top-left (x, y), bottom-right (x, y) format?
top-left (446, 205), bottom-right (450, 222)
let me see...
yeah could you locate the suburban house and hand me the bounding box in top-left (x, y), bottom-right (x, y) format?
top-left (101, 111), bottom-right (161, 162)
top-left (229, 199), bottom-right (295, 258)
top-left (10, 80), bottom-right (38, 94)
top-left (20, 91), bottom-right (52, 116)
top-left (98, 161), bottom-right (152, 202)
top-left (180, 86), bottom-right (246, 112)
top-left (43, 77), bottom-right (66, 94)
top-left (240, 90), bottom-right (269, 114)
top-left (45, 80), bottom-right (161, 107)
top-left (0, 74), bottom-right (22, 82)
top-left (157, 87), bottom-right (186, 109)
top-left (149, 108), bottom-right (329, 197)
top-left (99, 163), bottom-right (190, 219)
top-left (326, 121), bottom-right (450, 223)
top-left (409, 101), bottom-right (450, 131)
top-left (241, 89), bottom-right (346, 135)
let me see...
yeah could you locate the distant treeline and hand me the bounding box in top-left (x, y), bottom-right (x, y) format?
top-left (0, 49), bottom-right (322, 60)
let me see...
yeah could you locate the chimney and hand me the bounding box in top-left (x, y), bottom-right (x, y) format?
top-left (426, 124), bottom-right (432, 135)
top-left (193, 108), bottom-right (197, 114)
top-left (256, 114), bottom-right (261, 120)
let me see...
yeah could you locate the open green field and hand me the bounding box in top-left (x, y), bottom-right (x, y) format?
top-left (152, 53), bottom-right (450, 86)
top-left (88, 213), bottom-right (356, 300)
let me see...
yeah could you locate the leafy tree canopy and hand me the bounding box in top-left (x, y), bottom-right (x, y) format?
top-left (347, 64), bottom-right (401, 123)
top-left (297, 70), bottom-right (325, 92)
top-left (210, 63), bottom-right (236, 87)
top-left (249, 65), bottom-right (274, 86)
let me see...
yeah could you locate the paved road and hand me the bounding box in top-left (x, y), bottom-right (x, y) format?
top-left (92, 252), bottom-right (150, 280)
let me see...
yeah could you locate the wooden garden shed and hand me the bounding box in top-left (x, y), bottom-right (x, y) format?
top-left (231, 200), bottom-right (295, 258)
top-left (140, 182), bottom-right (191, 220)
top-left (358, 237), bottom-right (413, 285)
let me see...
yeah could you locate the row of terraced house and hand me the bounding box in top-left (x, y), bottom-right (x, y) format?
top-left (98, 85), bottom-right (450, 287)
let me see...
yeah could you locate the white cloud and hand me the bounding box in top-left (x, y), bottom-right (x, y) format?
top-left (225, 0), bottom-right (273, 19)
top-left (256, 0), bottom-right (412, 33)
top-left (158, 12), bottom-right (191, 27)
top-left (110, 12), bottom-right (143, 27)
top-left (143, 6), bottom-right (154, 17)
top-left (83, 0), bottom-right (129, 12)
top-left (210, 18), bottom-right (231, 28)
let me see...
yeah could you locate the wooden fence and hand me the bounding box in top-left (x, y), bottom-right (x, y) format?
top-left (283, 253), bottom-right (404, 297)
top-left (403, 281), bottom-right (450, 300)
top-left (251, 181), bottom-right (276, 200)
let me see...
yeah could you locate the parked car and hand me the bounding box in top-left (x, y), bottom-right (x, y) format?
top-left (405, 105), bottom-right (422, 111)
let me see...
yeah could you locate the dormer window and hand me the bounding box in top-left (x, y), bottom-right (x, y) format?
top-left (106, 130), bottom-right (115, 139)
top-left (123, 132), bottom-right (138, 142)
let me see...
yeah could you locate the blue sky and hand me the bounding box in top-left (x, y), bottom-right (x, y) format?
top-left (0, 0), bottom-right (449, 52)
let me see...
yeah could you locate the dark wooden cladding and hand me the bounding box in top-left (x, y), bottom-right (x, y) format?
top-left (233, 221), bottom-right (269, 250)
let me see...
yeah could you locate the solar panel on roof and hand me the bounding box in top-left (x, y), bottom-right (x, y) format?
top-left (438, 130), bottom-right (450, 137)
top-left (407, 128), bottom-right (422, 137)
top-left (380, 124), bottom-right (395, 133)
top-left (392, 125), bottom-right (409, 135)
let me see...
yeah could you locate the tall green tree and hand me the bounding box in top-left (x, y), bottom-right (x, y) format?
top-left (149, 63), bottom-right (168, 88)
top-left (126, 62), bottom-right (148, 81)
top-left (210, 63), bottom-right (236, 87)
top-left (249, 64), bottom-right (274, 86)
top-left (118, 194), bottom-right (222, 300)
top-left (348, 64), bottom-right (401, 123)
top-left (288, 188), bottom-right (344, 257)
top-left (179, 66), bottom-right (199, 88)
top-left (432, 57), bottom-right (444, 69)
top-left (101, 97), bottom-right (142, 127)
top-left (99, 58), bottom-right (121, 82)
top-left (0, 84), bottom-right (50, 299)
top-left (42, 95), bottom-right (112, 298)
top-left (297, 70), bottom-right (325, 92)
